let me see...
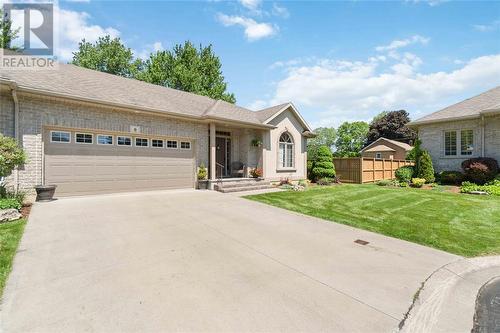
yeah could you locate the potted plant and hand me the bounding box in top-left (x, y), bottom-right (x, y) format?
top-left (250, 139), bottom-right (263, 147)
top-left (197, 163), bottom-right (209, 189)
top-left (35, 185), bottom-right (57, 202)
top-left (250, 168), bottom-right (263, 178)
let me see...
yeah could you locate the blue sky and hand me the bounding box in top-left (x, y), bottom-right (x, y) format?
top-left (18, 0), bottom-right (500, 127)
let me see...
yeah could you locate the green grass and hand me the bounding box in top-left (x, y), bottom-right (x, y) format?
top-left (0, 218), bottom-right (26, 298)
top-left (246, 185), bottom-right (500, 257)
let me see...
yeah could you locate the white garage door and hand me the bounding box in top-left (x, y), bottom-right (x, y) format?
top-left (44, 128), bottom-right (195, 196)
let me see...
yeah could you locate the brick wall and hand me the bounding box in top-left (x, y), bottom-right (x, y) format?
top-left (1, 91), bottom-right (209, 192)
top-left (417, 116), bottom-right (500, 172)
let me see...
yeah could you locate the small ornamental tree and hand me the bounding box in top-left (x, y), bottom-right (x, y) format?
top-left (0, 134), bottom-right (26, 179)
top-left (311, 146), bottom-right (335, 181)
top-left (416, 150), bottom-right (435, 183)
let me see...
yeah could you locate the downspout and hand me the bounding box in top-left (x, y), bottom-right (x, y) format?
top-left (480, 115), bottom-right (485, 157)
top-left (10, 82), bottom-right (20, 192)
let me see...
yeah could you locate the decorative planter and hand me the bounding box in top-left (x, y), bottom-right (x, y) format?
top-left (197, 180), bottom-right (209, 190)
top-left (35, 185), bottom-right (57, 202)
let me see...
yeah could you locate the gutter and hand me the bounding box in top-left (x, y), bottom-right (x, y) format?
top-left (9, 81), bottom-right (20, 192)
top-left (0, 79), bottom-right (274, 130)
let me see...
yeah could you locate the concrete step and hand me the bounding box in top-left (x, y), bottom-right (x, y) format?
top-left (218, 180), bottom-right (271, 189)
top-left (216, 184), bottom-right (274, 193)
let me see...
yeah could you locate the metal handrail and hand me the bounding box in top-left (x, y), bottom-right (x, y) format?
top-left (215, 162), bottom-right (224, 181)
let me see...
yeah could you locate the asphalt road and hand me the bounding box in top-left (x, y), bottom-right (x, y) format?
top-left (474, 277), bottom-right (500, 333)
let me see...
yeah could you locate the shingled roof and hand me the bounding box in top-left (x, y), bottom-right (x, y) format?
top-left (0, 62), bottom-right (290, 128)
top-left (410, 85), bottom-right (500, 125)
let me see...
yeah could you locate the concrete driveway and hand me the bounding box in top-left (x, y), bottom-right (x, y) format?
top-left (1, 190), bottom-right (458, 332)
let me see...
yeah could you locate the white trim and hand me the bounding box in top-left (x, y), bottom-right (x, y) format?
top-left (443, 129), bottom-right (475, 157)
top-left (117, 136), bottom-right (132, 146)
top-left (375, 152), bottom-right (382, 159)
top-left (263, 102), bottom-right (313, 132)
top-left (166, 140), bottom-right (178, 149)
top-left (151, 139), bottom-right (164, 148)
top-left (134, 137), bottom-right (149, 147)
top-left (278, 132), bottom-right (294, 169)
top-left (75, 132), bottom-right (94, 144)
top-left (97, 134), bottom-right (114, 145)
top-left (50, 130), bottom-right (71, 143)
top-left (180, 141), bottom-right (191, 150)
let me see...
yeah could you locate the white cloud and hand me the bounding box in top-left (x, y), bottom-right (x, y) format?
top-left (56, 8), bottom-right (120, 61)
top-left (8, 4), bottom-right (120, 62)
top-left (217, 13), bottom-right (277, 41)
top-left (263, 54), bottom-right (500, 127)
top-left (272, 3), bottom-right (290, 18)
top-left (473, 20), bottom-right (500, 32)
top-left (134, 41), bottom-right (164, 60)
top-left (239, 0), bottom-right (261, 11)
top-left (375, 35), bottom-right (430, 52)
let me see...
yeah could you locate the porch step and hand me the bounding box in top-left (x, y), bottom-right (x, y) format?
top-left (213, 178), bottom-right (273, 193)
top-left (216, 184), bottom-right (274, 193)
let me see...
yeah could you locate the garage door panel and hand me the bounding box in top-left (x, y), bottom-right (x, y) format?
top-left (44, 129), bottom-right (195, 196)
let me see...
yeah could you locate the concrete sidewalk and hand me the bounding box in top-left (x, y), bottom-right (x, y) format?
top-left (1, 190), bottom-right (458, 332)
top-left (400, 256), bottom-right (500, 333)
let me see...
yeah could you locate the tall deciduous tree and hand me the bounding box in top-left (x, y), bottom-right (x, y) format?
top-left (71, 36), bottom-right (140, 77)
top-left (137, 41), bottom-right (236, 103)
top-left (0, 9), bottom-right (20, 50)
top-left (334, 121), bottom-right (369, 157)
top-left (307, 127), bottom-right (336, 161)
top-left (366, 110), bottom-right (416, 144)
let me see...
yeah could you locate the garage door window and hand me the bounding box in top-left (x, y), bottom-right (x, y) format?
top-left (152, 139), bottom-right (164, 148)
top-left (135, 138), bottom-right (149, 147)
top-left (180, 141), bottom-right (191, 150)
top-left (75, 133), bottom-right (93, 144)
top-left (166, 140), bottom-right (178, 149)
top-left (50, 131), bottom-right (70, 143)
top-left (97, 135), bottom-right (113, 145)
top-left (117, 136), bottom-right (131, 146)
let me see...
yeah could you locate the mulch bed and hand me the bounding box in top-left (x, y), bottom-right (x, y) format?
top-left (20, 204), bottom-right (32, 218)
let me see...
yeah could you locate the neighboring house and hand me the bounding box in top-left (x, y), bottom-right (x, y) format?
top-left (360, 137), bottom-right (412, 160)
top-left (0, 63), bottom-right (314, 196)
top-left (409, 86), bottom-right (500, 172)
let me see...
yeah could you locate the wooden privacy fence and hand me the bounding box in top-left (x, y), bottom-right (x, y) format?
top-left (333, 157), bottom-right (414, 184)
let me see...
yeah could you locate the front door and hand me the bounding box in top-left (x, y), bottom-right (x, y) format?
top-left (216, 137), bottom-right (231, 177)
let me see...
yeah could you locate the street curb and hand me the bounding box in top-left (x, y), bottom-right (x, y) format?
top-left (398, 255), bottom-right (500, 333)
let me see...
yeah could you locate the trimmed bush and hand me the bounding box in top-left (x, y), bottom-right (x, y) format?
top-left (197, 163), bottom-right (207, 180)
top-left (411, 178), bottom-right (426, 188)
top-left (461, 157), bottom-right (499, 185)
top-left (0, 134), bottom-right (26, 178)
top-left (416, 150), bottom-right (435, 183)
top-left (376, 179), bottom-right (392, 186)
top-left (439, 171), bottom-right (464, 185)
top-left (395, 166), bottom-right (414, 183)
top-left (0, 198), bottom-right (21, 210)
top-left (311, 146), bottom-right (335, 181)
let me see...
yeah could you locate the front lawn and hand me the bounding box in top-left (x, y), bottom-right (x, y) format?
top-left (0, 219), bottom-right (26, 298)
top-left (246, 185), bottom-right (500, 257)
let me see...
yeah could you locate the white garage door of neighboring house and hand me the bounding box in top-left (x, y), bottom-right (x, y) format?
top-left (44, 128), bottom-right (195, 196)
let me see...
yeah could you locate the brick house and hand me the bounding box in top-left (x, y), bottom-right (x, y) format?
top-left (408, 86), bottom-right (500, 172)
top-left (0, 63), bottom-right (314, 196)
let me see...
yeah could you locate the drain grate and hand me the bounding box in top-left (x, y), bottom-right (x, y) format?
top-left (354, 239), bottom-right (369, 245)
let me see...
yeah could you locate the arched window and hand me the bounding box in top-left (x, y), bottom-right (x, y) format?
top-left (279, 132), bottom-right (294, 168)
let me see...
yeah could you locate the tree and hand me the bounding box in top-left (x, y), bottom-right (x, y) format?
top-left (71, 36), bottom-right (138, 77)
top-left (416, 150), bottom-right (435, 183)
top-left (366, 110), bottom-right (417, 144)
top-left (137, 41), bottom-right (236, 103)
top-left (0, 9), bottom-right (20, 50)
top-left (307, 127), bottom-right (336, 162)
top-left (311, 146), bottom-right (335, 181)
top-left (334, 121), bottom-right (369, 157)
top-left (0, 135), bottom-right (26, 179)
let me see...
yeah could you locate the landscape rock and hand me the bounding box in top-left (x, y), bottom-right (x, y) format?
top-left (0, 208), bottom-right (22, 222)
